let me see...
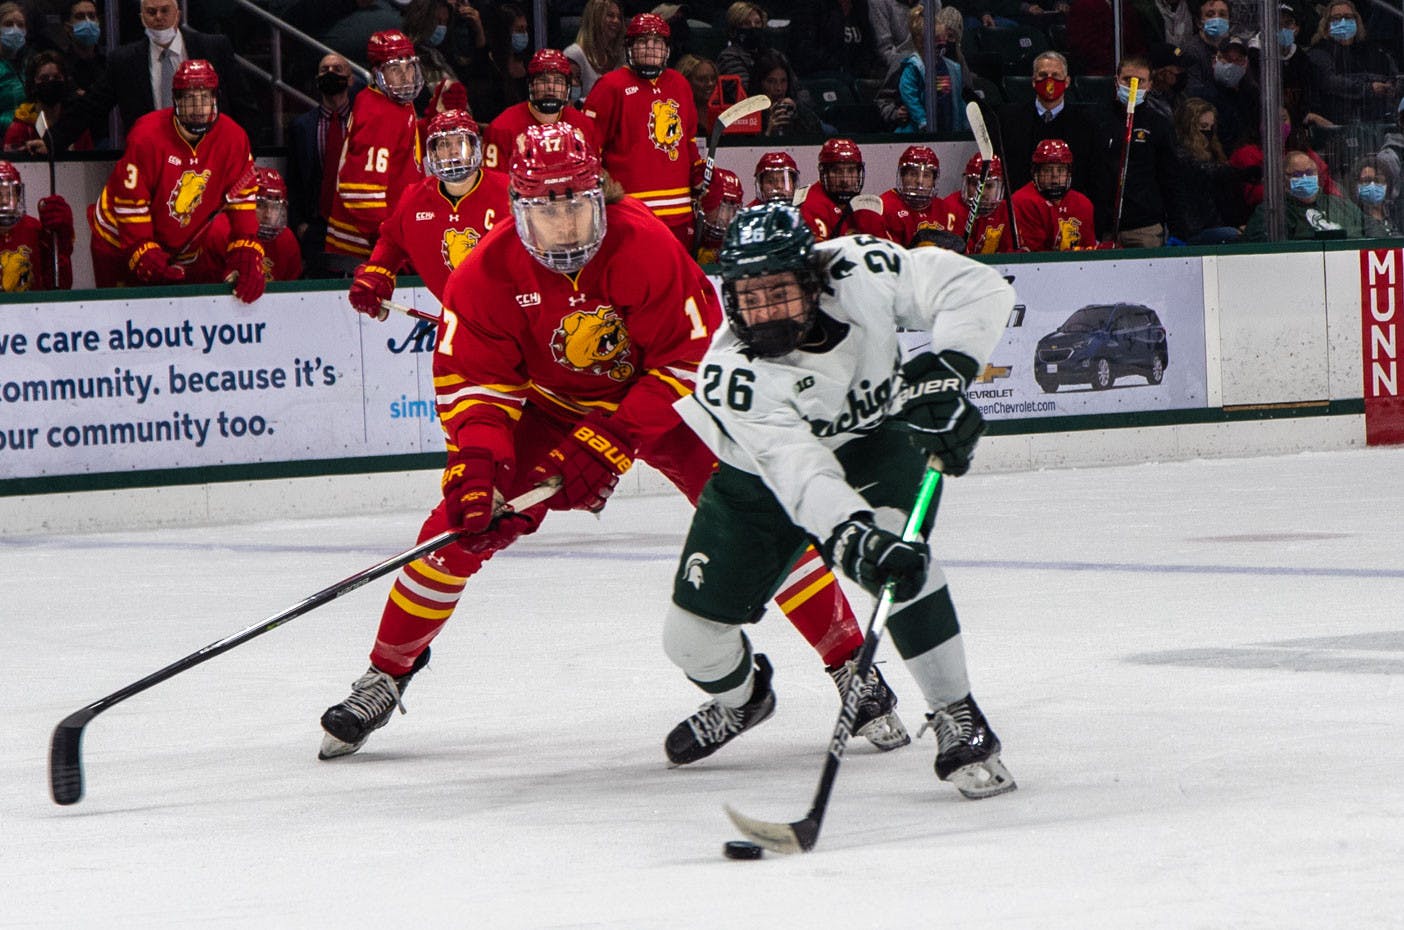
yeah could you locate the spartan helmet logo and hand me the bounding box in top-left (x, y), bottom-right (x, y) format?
top-left (683, 552), bottom-right (710, 589)
top-left (441, 227), bottom-right (481, 269)
top-left (647, 98), bottom-right (683, 160)
top-left (168, 169), bottom-right (212, 227)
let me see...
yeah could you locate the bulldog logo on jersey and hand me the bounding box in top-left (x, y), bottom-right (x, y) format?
top-left (550, 305), bottom-right (636, 381)
top-left (1055, 216), bottom-right (1084, 251)
top-left (647, 98), bottom-right (684, 161)
top-left (0, 245), bottom-right (33, 291)
top-left (441, 228), bottom-right (481, 269)
top-left (973, 223), bottom-right (1005, 254)
top-left (168, 169), bottom-right (212, 227)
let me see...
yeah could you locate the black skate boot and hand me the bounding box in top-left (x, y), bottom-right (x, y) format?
top-left (318, 646), bottom-right (431, 760)
top-left (827, 657), bottom-right (911, 751)
top-left (665, 653), bottom-right (776, 766)
top-left (920, 693), bottom-right (1017, 799)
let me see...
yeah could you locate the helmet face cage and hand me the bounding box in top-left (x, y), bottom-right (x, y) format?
top-left (962, 171), bottom-right (1004, 215)
top-left (896, 163), bottom-right (938, 206)
top-left (375, 56), bottom-right (425, 103)
top-left (256, 195), bottom-right (288, 239)
top-left (0, 174), bottom-right (24, 227)
top-left (528, 71), bottom-right (569, 113)
top-left (819, 163), bottom-right (864, 204)
top-left (718, 204), bottom-right (823, 357)
top-left (626, 34), bottom-right (669, 78)
top-left (174, 87), bottom-right (218, 136)
top-left (511, 187), bottom-right (607, 273)
top-left (1033, 163), bottom-right (1071, 200)
top-left (756, 166), bottom-right (797, 202)
top-left (426, 126), bottom-right (482, 183)
top-left (702, 198), bottom-right (740, 240)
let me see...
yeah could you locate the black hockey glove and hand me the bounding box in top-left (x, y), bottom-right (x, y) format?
top-left (896, 350), bottom-right (985, 477)
top-left (822, 513), bottom-right (929, 602)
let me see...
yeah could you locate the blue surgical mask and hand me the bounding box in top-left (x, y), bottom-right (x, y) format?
top-left (428, 24), bottom-right (447, 47)
top-left (1329, 18), bottom-right (1357, 41)
top-left (1213, 59), bottom-right (1246, 88)
top-left (1359, 181), bottom-right (1387, 204)
top-left (1278, 27), bottom-right (1295, 48)
top-left (1290, 175), bottom-right (1319, 199)
top-left (511, 31), bottom-right (529, 53)
top-left (0, 26), bottom-right (25, 53)
top-left (1203, 17), bottom-right (1230, 38)
top-left (1116, 82), bottom-right (1147, 106)
top-left (72, 19), bottom-right (100, 47)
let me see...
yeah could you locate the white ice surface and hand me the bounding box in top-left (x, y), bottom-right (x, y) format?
top-left (5, 447), bottom-right (1404, 929)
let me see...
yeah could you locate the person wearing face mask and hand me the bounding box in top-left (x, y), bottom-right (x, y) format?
top-left (1143, 42), bottom-right (1188, 122)
top-left (996, 51), bottom-right (1103, 197)
top-left (4, 51), bottom-right (92, 153)
top-left (1092, 55), bottom-right (1181, 247)
top-left (1304, 0), bottom-right (1399, 127)
top-left (1185, 35), bottom-right (1258, 150)
top-left (482, 48), bottom-right (599, 171)
top-left (716, 1), bottom-right (767, 87)
top-left (287, 53), bottom-right (360, 278)
top-left (485, 3), bottom-right (532, 111)
top-left (55, 0), bottom-right (105, 96)
top-left (1169, 97), bottom-right (1244, 244)
top-left (1244, 149), bottom-right (1363, 240)
top-left (0, 1), bottom-right (34, 134)
top-left (1350, 155), bottom-right (1399, 237)
top-left (1178, 0), bottom-right (1232, 87)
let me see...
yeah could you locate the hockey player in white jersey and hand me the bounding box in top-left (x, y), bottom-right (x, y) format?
top-left (661, 202), bottom-right (1017, 798)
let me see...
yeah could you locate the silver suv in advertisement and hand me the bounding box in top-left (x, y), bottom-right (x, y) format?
top-left (1034, 303), bottom-right (1168, 392)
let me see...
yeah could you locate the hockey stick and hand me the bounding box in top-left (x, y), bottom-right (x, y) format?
top-left (725, 458), bottom-right (944, 854)
top-left (966, 100), bottom-right (1020, 252)
top-left (1108, 77), bottom-right (1139, 246)
top-left (49, 478), bottom-right (561, 806)
top-left (34, 111), bottom-right (62, 288)
top-left (961, 114), bottom-right (993, 255)
top-left (701, 94), bottom-right (772, 194)
top-left (380, 298), bottom-right (442, 323)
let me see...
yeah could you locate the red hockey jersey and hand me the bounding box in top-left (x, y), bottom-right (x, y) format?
top-left (796, 185), bottom-right (890, 241)
top-left (1010, 183), bottom-right (1097, 252)
top-left (939, 192), bottom-right (1014, 255)
top-left (482, 104), bottom-right (599, 173)
top-left (369, 171), bottom-right (511, 302)
top-left (583, 68), bottom-right (700, 229)
top-left (0, 216), bottom-right (69, 291)
top-left (189, 213), bottom-right (303, 283)
top-left (91, 110), bottom-right (256, 262)
top-left (879, 189), bottom-right (950, 248)
top-left (325, 87), bottom-right (423, 258)
top-left (434, 196), bottom-right (720, 462)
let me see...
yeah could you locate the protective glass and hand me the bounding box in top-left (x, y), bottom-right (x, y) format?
top-left (425, 129), bottom-right (482, 182)
top-left (376, 57), bottom-right (425, 103)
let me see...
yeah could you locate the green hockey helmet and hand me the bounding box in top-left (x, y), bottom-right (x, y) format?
top-left (718, 203), bottom-right (824, 357)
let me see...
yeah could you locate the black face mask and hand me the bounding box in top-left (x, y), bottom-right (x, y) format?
top-left (736, 27), bottom-right (767, 51)
top-left (316, 72), bottom-right (350, 96)
top-left (1171, 73), bottom-right (1188, 94)
top-left (33, 80), bottom-right (66, 106)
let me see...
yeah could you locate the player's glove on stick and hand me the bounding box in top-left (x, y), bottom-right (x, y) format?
top-left (128, 240), bottom-right (185, 283)
top-left (822, 512), bottom-right (929, 601)
top-left (443, 447), bottom-right (501, 535)
top-left (457, 500), bottom-right (549, 554)
top-left (37, 195), bottom-right (74, 253)
top-left (349, 263), bottom-right (395, 320)
top-left (225, 239), bottom-right (267, 303)
top-left (530, 412), bottom-right (634, 513)
top-left (897, 350), bottom-right (985, 477)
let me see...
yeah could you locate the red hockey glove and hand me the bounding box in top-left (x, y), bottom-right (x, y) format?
top-left (457, 500), bottom-right (549, 554)
top-left (690, 159), bottom-right (709, 196)
top-left (529, 413), bottom-right (634, 513)
top-left (37, 195), bottom-right (74, 253)
top-left (349, 263), bottom-right (395, 320)
top-left (443, 447), bottom-right (501, 534)
top-left (225, 238), bottom-right (267, 303)
top-left (128, 241), bottom-right (185, 283)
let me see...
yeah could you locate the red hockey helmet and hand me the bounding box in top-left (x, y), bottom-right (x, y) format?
top-left (1031, 138), bottom-right (1073, 201)
top-left (509, 123), bottom-right (606, 272)
top-left (818, 137), bottom-right (864, 167)
top-left (424, 109), bottom-right (483, 183)
top-left (818, 138), bottom-right (864, 204)
top-left (367, 29), bottom-right (416, 66)
top-left (1032, 138), bottom-right (1074, 165)
top-left (368, 30), bottom-right (423, 102)
top-left (696, 167), bottom-right (744, 240)
top-left (0, 160), bottom-right (23, 228)
top-left (253, 166), bottom-right (288, 240)
top-left (527, 49), bottom-right (572, 114)
top-left (172, 58), bottom-right (219, 92)
top-left (962, 153), bottom-right (1004, 215)
top-left (528, 48), bottom-right (573, 78)
top-left (896, 144), bottom-right (940, 207)
top-left (625, 13), bottom-right (670, 79)
top-left (171, 59), bottom-right (219, 135)
top-left (754, 151), bottom-right (799, 203)
top-left (626, 12), bottom-right (671, 41)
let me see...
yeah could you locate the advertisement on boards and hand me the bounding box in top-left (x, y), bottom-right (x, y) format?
top-left (1359, 247), bottom-right (1404, 445)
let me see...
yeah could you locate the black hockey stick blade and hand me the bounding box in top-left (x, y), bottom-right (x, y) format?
top-left (48, 478), bottom-right (560, 806)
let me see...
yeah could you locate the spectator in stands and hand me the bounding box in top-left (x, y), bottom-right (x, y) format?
top-left (1244, 149), bottom-right (1364, 239)
top-left (940, 152), bottom-right (1014, 253)
top-left (750, 149), bottom-right (799, 205)
top-left (1376, 98), bottom-right (1404, 184)
top-left (1012, 138), bottom-right (1098, 251)
top-left (716, 2), bottom-right (767, 86)
top-left (749, 48), bottom-right (824, 137)
top-left (1143, 42), bottom-right (1188, 122)
top-left (676, 54), bottom-right (717, 136)
top-left (1152, 0), bottom-right (1195, 47)
top-left (1179, 0), bottom-right (1232, 85)
top-left (788, 0), bottom-right (881, 79)
top-left (483, 49), bottom-right (598, 170)
top-left (869, 0), bottom-right (915, 73)
top-left (1351, 154), bottom-right (1399, 237)
top-left (565, 0), bottom-right (625, 99)
top-left (48, 0), bottom-right (247, 152)
top-left (1185, 34), bottom-right (1257, 150)
top-left (5, 51), bottom-right (90, 153)
top-left (1273, 3), bottom-right (1317, 127)
top-left (893, 5), bottom-right (966, 134)
top-left (321, 0), bottom-right (405, 63)
top-left (0, 2), bottom-right (36, 134)
top-left (484, 2), bottom-right (533, 112)
top-left (1066, 0), bottom-right (1147, 75)
top-left (1094, 54), bottom-right (1179, 247)
top-left (1170, 97), bottom-right (1243, 243)
top-left (432, 0), bottom-right (492, 109)
top-left (1227, 106), bottom-right (1339, 223)
top-left (403, 0), bottom-right (462, 94)
top-left (54, 0), bottom-right (105, 96)
top-left (0, 160), bottom-right (72, 291)
top-left (998, 52), bottom-right (1101, 197)
top-left (1305, 0), bottom-right (1399, 126)
top-left (933, 7), bottom-right (1000, 103)
top-left (797, 137), bottom-right (889, 239)
top-left (288, 53), bottom-right (357, 279)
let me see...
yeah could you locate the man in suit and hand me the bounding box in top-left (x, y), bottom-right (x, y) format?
top-left (48, 0), bottom-right (250, 151)
top-left (995, 51), bottom-right (1102, 201)
top-left (287, 53), bottom-right (359, 278)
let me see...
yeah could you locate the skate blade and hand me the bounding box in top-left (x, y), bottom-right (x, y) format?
top-left (946, 756), bottom-right (1017, 799)
top-left (857, 712), bottom-right (911, 751)
top-left (317, 732), bottom-right (367, 760)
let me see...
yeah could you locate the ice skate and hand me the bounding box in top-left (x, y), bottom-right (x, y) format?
top-left (665, 653), bottom-right (776, 766)
top-left (827, 657), bottom-right (910, 751)
top-left (318, 647), bottom-right (431, 760)
top-left (919, 693), bottom-right (1017, 799)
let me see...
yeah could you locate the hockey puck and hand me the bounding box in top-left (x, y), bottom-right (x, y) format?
top-left (723, 840), bottom-right (764, 860)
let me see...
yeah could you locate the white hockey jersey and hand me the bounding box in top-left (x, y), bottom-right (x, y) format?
top-left (677, 234), bottom-right (1014, 540)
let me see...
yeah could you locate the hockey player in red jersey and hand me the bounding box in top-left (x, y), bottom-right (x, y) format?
top-left (347, 109), bottom-right (510, 314)
top-left (88, 59), bottom-right (264, 301)
top-left (880, 145), bottom-right (949, 248)
top-left (1011, 139), bottom-right (1097, 252)
top-left (796, 138), bottom-right (890, 241)
top-left (317, 123), bottom-right (907, 762)
top-left (583, 13), bottom-right (701, 250)
top-left (0, 161), bottom-right (73, 291)
top-left (750, 151), bottom-right (799, 207)
top-left (191, 167), bottom-right (303, 283)
top-left (483, 49), bottom-right (598, 172)
top-left (940, 153), bottom-right (1014, 255)
top-left (323, 30), bottom-right (424, 262)
top-left (692, 166), bottom-right (742, 265)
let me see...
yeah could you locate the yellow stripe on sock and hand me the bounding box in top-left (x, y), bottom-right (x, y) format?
top-left (778, 571), bottom-right (835, 613)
